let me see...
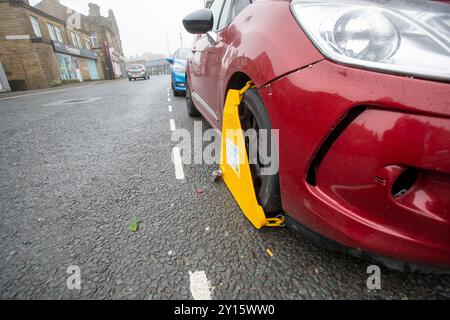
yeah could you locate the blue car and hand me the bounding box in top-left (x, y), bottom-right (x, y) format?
top-left (167, 48), bottom-right (190, 96)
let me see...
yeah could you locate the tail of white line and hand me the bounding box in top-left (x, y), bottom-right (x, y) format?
top-left (172, 147), bottom-right (185, 180)
top-left (170, 119), bottom-right (176, 131)
top-left (189, 271), bottom-right (212, 300)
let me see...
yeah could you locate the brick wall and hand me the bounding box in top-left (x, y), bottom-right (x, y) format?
top-left (34, 42), bottom-right (60, 86)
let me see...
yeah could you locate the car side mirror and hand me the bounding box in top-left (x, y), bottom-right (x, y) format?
top-left (167, 57), bottom-right (174, 64)
top-left (183, 8), bottom-right (213, 34)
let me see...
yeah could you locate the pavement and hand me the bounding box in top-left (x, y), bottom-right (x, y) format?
top-left (0, 80), bottom-right (113, 100)
top-left (0, 76), bottom-right (449, 300)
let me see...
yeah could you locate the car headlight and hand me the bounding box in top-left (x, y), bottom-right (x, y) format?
top-left (173, 64), bottom-right (186, 73)
top-left (291, 0), bottom-right (450, 82)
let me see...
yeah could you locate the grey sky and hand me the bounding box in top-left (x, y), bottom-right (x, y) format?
top-left (29, 0), bottom-right (205, 57)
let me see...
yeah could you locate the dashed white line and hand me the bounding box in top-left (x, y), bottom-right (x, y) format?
top-left (168, 98), bottom-right (171, 102)
top-left (172, 147), bottom-right (185, 180)
top-left (168, 105), bottom-right (173, 112)
top-left (170, 119), bottom-right (176, 131)
top-left (189, 271), bottom-right (212, 300)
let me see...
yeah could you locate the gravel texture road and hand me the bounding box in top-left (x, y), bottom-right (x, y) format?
top-left (0, 76), bottom-right (449, 300)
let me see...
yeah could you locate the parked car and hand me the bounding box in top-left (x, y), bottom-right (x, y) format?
top-left (127, 64), bottom-right (149, 81)
top-left (183, 0), bottom-right (450, 270)
top-left (167, 48), bottom-right (190, 96)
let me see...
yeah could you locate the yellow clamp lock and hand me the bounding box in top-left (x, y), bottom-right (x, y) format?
top-left (220, 81), bottom-right (285, 229)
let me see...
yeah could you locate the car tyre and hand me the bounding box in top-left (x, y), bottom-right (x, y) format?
top-left (186, 81), bottom-right (201, 117)
top-left (174, 90), bottom-right (184, 97)
top-left (239, 88), bottom-right (282, 214)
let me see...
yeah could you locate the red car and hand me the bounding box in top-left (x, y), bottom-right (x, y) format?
top-left (183, 0), bottom-right (450, 270)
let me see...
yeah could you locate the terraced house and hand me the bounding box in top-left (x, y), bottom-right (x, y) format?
top-left (0, 0), bottom-right (126, 92)
top-left (0, 0), bottom-right (104, 91)
top-left (35, 0), bottom-right (126, 80)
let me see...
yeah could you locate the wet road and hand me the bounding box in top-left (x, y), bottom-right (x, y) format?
top-left (0, 76), bottom-right (449, 299)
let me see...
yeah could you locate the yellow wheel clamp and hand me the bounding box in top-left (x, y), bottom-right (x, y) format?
top-left (220, 81), bottom-right (285, 229)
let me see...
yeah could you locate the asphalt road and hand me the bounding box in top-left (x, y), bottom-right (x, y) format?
top-left (0, 76), bottom-right (449, 300)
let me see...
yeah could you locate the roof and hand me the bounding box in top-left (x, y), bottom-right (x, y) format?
top-left (3, 0), bottom-right (66, 25)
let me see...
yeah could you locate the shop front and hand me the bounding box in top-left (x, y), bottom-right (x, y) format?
top-left (52, 41), bottom-right (101, 82)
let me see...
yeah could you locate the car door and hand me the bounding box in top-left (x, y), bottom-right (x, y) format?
top-left (189, 0), bottom-right (229, 128)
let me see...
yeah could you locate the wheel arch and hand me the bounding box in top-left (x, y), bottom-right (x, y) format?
top-left (223, 70), bottom-right (284, 213)
top-left (224, 72), bottom-right (251, 102)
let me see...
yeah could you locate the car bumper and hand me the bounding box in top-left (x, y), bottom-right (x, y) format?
top-left (128, 73), bottom-right (146, 78)
top-left (172, 72), bottom-right (186, 91)
top-left (259, 59), bottom-right (450, 268)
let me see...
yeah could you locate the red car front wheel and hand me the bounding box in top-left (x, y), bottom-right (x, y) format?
top-left (239, 88), bottom-right (282, 214)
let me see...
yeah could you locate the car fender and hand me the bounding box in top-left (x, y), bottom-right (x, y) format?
top-left (218, 0), bottom-right (324, 108)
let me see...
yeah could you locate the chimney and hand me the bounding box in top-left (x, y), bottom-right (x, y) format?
top-left (88, 3), bottom-right (101, 16)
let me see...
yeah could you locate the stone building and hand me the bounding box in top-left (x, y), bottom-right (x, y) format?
top-left (0, 0), bottom-right (103, 91)
top-left (35, 0), bottom-right (126, 80)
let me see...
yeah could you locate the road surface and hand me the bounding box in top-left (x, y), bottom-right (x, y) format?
top-left (0, 76), bottom-right (449, 299)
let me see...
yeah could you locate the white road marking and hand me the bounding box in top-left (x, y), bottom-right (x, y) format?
top-left (170, 119), bottom-right (176, 131)
top-left (172, 147), bottom-right (185, 180)
top-left (168, 98), bottom-right (171, 102)
top-left (168, 105), bottom-right (173, 112)
top-left (189, 271), bottom-right (212, 300)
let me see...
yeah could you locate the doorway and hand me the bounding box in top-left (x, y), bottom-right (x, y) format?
top-left (87, 60), bottom-right (100, 80)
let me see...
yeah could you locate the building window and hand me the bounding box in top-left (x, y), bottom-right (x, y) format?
top-left (47, 23), bottom-right (63, 42)
top-left (71, 32), bottom-right (82, 48)
top-left (56, 53), bottom-right (78, 80)
top-left (70, 32), bottom-right (77, 47)
top-left (90, 33), bottom-right (99, 48)
top-left (47, 23), bottom-right (57, 41)
top-left (76, 34), bottom-right (82, 48)
top-left (54, 26), bottom-right (63, 42)
top-left (30, 16), bottom-right (42, 37)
